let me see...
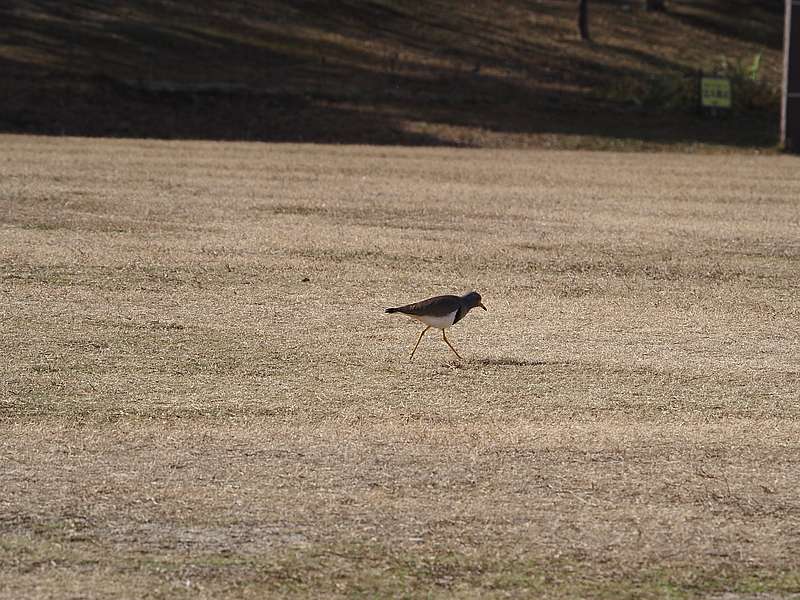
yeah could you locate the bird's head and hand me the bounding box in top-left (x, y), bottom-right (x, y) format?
top-left (463, 291), bottom-right (487, 311)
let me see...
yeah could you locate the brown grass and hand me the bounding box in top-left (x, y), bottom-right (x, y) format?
top-left (1, 134), bottom-right (800, 598)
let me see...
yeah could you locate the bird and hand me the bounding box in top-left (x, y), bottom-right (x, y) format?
top-left (384, 291), bottom-right (487, 360)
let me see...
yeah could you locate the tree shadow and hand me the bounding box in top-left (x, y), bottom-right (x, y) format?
top-left (0, 0), bottom-right (782, 148)
top-left (665, 0), bottom-right (783, 50)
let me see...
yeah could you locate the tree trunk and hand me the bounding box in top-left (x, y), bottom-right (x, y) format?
top-left (578, 0), bottom-right (589, 40)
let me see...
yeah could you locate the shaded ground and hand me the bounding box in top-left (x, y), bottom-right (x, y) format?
top-left (1, 135), bottom-right (799, 597)
top-left (0, 0), bottom-right (785, 149)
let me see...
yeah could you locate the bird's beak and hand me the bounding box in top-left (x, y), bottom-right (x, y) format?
top-left (479, 302), bottom-right (487, 311)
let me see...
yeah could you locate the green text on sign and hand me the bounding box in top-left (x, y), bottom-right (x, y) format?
top-left (701, 77), bottom-right (732, 108)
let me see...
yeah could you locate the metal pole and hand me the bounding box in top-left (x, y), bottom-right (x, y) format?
top-left (782, 0), bottom-right (800, 151)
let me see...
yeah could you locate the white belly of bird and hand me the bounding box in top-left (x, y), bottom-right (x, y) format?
top-left (413, 310), bottom-right (457, 329)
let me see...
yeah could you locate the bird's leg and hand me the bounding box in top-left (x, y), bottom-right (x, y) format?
top-left (442, 329), bottom-right (463, 360)
top-left (409, 326), bottom-right (430, 360)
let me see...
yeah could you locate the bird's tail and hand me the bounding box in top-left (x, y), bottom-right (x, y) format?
top-left (384, 307), bottom-right (399, 313)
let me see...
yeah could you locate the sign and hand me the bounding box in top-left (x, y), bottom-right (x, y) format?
top-left (701, 77), bottom-right (732, 109)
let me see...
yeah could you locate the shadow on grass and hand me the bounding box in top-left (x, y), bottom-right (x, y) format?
top-left (0, 1), bottom-right (781, 149)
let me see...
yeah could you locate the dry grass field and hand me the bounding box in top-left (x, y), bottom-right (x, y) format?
top-left (1, 134), bottom-right (800, 598)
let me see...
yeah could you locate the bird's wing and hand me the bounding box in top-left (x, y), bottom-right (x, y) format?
top-left (393, 295), bottom-right (461, 317)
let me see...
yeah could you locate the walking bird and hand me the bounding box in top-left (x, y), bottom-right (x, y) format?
top-left (385, 291), bottom-right (486, 360)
